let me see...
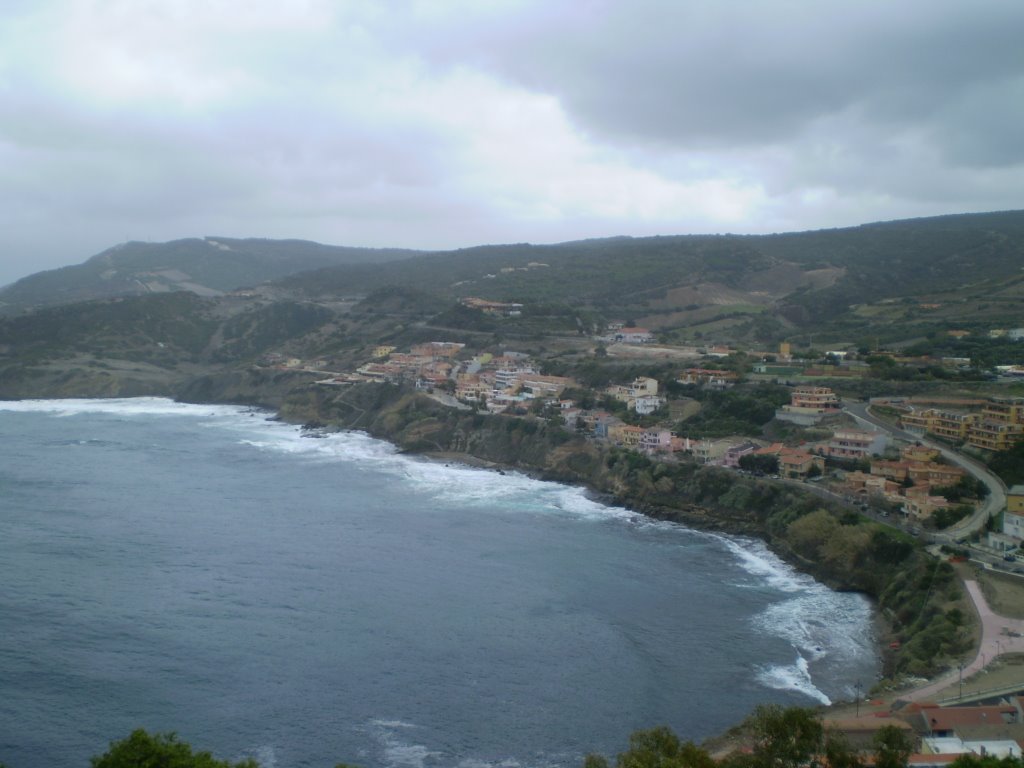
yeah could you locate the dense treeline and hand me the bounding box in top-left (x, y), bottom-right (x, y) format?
top-left (65, 704), bottom-right (1024, 768)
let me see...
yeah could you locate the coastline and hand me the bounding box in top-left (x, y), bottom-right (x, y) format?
top-left (417, 435), bottom-right (895, 705)
top-left (277, 384), bottom-right (965, 695)
top-left (2, 389), bottom-right (972, 735)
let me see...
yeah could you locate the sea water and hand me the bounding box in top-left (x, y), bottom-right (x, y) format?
top-left (0, 399), bottom-right (878, 768)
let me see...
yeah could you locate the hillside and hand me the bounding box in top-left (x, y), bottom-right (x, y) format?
top-left (274, 209), bottom-right (1024, 347)
top-left (0, 292), bottom-right (341, 398)
top-left (0, 236), bottom-right (422, 314)
top-left (6, 210), bottom-right (1024, 350)
top-left (2, 210), bottom-right (1024, 395)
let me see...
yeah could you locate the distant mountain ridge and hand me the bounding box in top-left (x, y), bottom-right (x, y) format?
top-left (272, 209), bottom-right (1024, 335)
top-left (4, 210), bottom-right (1024, 345)
top-left (0, 236), bottom-right (423, 314)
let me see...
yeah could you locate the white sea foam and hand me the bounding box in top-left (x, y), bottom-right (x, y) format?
top-left (757, 655), bottom-right (832, 706)
top-left (366, 719), bottom-right (442, 768)
top-left (9, 397), bottom-right (876, 708)
top-left (713, 534), bottom-right (806, 593)
top-left (712, 535), bottom-right (875, 704)
top-left (0, 396), bottom-right (250, 419)
top-left (226, 414), bottom-right (636, 524)
top-left (1, 397), bottom-right (631, 524)
top-left (243, 745), bottom-right (278, 768)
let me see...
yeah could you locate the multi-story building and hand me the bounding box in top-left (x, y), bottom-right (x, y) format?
top-left (494, 364), bottom-right (537, 391)
top-left (870, 460), bottom-right (911, 482)
top-left (676, 368), bottom-right (738, 389)
top-left (779, 449), bottom-right (825, 478)
top-left (842, 471), bottom-right (902, 502)
top-left (903, 491), bottom-right (952, 521)
top-left (904, 396), bottom-right (1024, 451)
top-left (518, 375), bottom-right (575, 398)
top-left (1003, 486), bottom-right (1024, 540)
top-left (791, 386), bottom-right (840, 409)
top-left (901, 409), bottom-right (978, 440)
top-left (633, 395), bottom-right (666, 415)
top-left (1009, 485), bottom-right (1024, 515)
top-left (608, 423), bottom-right (644, 448)
top-left (639, 428), bottom-right (673, 454)
top-left (906, 462), bottom-right (966, 489)
top-left (983, 396), bottom-right (1024, 424)
top-left (967, 420), bottom-right (1024, 452)
top-left (606, 377), bottom-right (662, 413)
top-left (716, 441), bottom-right (760, 468)
top-left (820, 429), bottom-right (888, 460)
top-left (966, 397), bottom-right (1024, 451)
top-left (775, 386), bottom-right (841, 425)
top-left (410, 341), bottom-right (465, 360)
top-left (901, 444), bottom-right (940, 463)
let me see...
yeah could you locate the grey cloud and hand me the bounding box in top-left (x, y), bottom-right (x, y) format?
top-left (396, 0), bottom-right (1024, 165)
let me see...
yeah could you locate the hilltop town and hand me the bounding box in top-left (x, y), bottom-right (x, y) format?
top-left (261, 321), bottom-right (1023, 553)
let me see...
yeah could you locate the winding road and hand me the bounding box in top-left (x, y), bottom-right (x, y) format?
top-left (843, 401), bottom-right (1007, 541)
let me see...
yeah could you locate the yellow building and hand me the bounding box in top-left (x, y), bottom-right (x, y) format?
top-left (1009, 486), bottom-right (1024, 515)
top-left (982, 396), bottom-right (1024, 424)
top-left (967, 421), bottom-right (1024, 452)
top-left (900, 408), bottom-right (978, 440)
top-left (608, 423), bottom-right (644, 448)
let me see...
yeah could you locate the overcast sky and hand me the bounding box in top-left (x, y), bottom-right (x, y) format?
top-left (2, 0), bottom-right (1023, 286)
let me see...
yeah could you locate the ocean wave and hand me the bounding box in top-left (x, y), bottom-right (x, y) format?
top-left (4, 397), bottom-right (636, 526)
top-left (228, 417), bottom-right (637, 525)
top-left (364, 720), bottom-right (443, 768)
top-left (710, 533), bottom-right (875, 704)
top-left (10, 397), bottom-right (876, 708)
top-left (756, 655), bottom-right (832, 706)
top-left (712, 535), bottom-right (807, 593)
top-left (365, 720), bottom-right (544, 768)
top-left (0, 397), bottom-right (251, 419)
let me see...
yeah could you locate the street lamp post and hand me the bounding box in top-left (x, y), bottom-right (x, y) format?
top-left (855, 680), bottom-right (863, 717)
top-left (959, 660), bottom-right (965, 700)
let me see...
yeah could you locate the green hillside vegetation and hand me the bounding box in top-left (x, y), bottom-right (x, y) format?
top-left (0, 237), bottom-right (421, 313)
top-left (6, 210), bottom-right (1024, 350)
top-left (0, 292), bottom-right (350, 398)
top-left (269, 209), bottom-right (1024, 348)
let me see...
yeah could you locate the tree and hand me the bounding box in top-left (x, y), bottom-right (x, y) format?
top-left (739, 453), bottom-right (779, 475)
top-left (872, 725), bottom-right (914, 768)
top-left (951, 755), bottom-right (1024, 768)
top-left (748, 705), bottom-right (825, 768)
top-left (617, 727), bottom-right (716, 768)
top-left (582, 726), bottom-right (717, 768)
top-left (823, 731), bottom-right (863, 768)
top-left (91, 729), bottom-right (260, 768)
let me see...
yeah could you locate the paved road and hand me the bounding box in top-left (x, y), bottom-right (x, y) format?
top-left (843, 401), bottom-right (1007, 540)
top-left (903, 579), bottom-right (1024, 701)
